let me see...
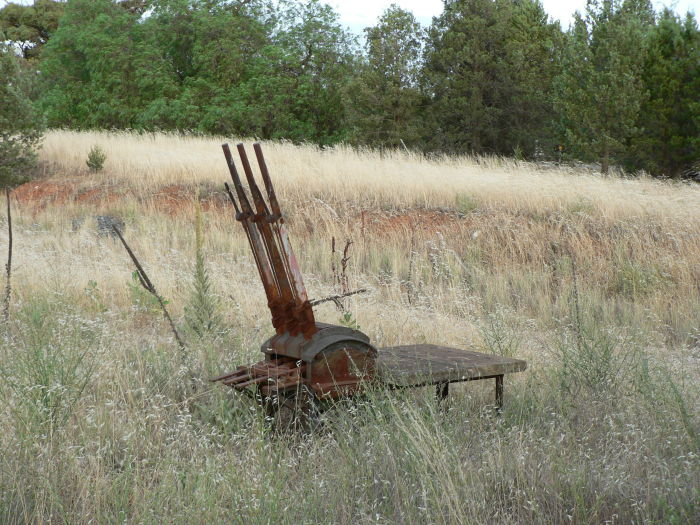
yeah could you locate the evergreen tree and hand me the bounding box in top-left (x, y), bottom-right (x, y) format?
top-left (140, 0), bottom-right (271, 131)
top-left (423, 0), bottom-right (561, 156)
top-left (423, 0), bottom-right (507, 154)
top-left (19, 0), bottom-right (698, 176)
top-left (40, 0), bottom-right (139, 128)
top-left (346, 5), bottom-right (425, 148)
top-left (629, 9), bottom-right (700, 177)
top-left (0, 43), bottom-right (44, 187)
top-left (501, 0), bottom-right (563, 156)
top-left (554, 0), bottom-right (650, 173)
top-left (40, 0), bottom-right (180, 129)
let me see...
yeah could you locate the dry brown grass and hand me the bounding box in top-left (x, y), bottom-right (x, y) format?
top-left (24, 130), bottom-right (700, 346)
top-left (0, 130), bottom-right (698, 523)
top-left (38, 129), bottom-right (700, 220)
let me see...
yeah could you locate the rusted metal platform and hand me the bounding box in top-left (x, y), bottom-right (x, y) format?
top-left (212, 143), bottom-right (528, 425)
top-left (377, 345), bottom-right (527, 407)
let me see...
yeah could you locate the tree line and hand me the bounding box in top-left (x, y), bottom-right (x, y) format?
top-left (1, 0), bottom-right (699, 179)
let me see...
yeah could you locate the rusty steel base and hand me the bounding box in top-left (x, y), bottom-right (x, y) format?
top-left (214, 343), bottom-right (527, 414)
top-left (212, 322), bottom-right (377, 400)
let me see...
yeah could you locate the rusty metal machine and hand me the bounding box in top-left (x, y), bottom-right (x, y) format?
top-left (212, 143), bottom-right (376, 422)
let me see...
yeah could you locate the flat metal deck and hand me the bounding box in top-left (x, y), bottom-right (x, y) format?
top-left (377, 344), bottom-right (527, 387)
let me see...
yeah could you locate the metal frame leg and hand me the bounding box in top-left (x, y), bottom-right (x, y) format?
top-left (436, 382), bottom-right (449, 402)
top-left (495, 375), bottom-right (504, 409)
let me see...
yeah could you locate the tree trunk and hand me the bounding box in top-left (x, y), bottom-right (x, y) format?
top-left (601, 140), bottom-right (610, 175)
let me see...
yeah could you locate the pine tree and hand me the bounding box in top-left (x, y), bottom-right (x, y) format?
top-left (346, 5), bottom-right (425, 148)
top-left (554, 0), bottom-right (650, 174)
top-left (423, 0), bottom-right (561, 156)
top-left (501, 0), bottom-right (563, 156)
top-left (423, 0), bottom-right (507, 154)
top-left (629, 9), bottom-right (700, 177)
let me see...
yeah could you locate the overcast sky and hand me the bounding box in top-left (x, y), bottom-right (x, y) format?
top-left (330, 0), bottom-right (700, 34)
top-left (0, 0), bottom-right (697, 31)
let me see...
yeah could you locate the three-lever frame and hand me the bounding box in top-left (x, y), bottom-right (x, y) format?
top-left (222, 143), bottom-right (317, 339)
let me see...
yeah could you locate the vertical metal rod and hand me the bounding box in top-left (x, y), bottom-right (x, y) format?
top-left (252, 143), bottom-right (317, 338)
top-left (436, 382), bottom-right (449, 402)
top-left (3, 188), bottom-right (12, 326)
top-left (222, 144), bottom-right (286, 334)
top-left (112, 226), bottom-right (185, 353)
top-left (495, 375), bottom-right (504, 409)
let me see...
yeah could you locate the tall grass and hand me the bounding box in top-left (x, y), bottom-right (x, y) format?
top-left (0, 130), bottom-right (697, 523)
top-left (38, 129), bottom-right (700, 220)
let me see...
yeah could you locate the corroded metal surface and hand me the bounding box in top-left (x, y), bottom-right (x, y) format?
top-left (308, 341), bottom-right (377, 398)
top-left (377, 344), bottom-right (527, 387)
top-left (214, 144), bottom-right (527, 417)
top-left (253, 142), bottom-right (316, 339)
top-left (222, 142), bottom-right (317, 339)
top-left (222, 145), bottom-right (285, 333)
top-left (211, 357), bottom-right (305, 394)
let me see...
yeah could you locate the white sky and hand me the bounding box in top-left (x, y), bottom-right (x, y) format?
top-left (1, 0), bottom-right (697, 31)
top-left (329, 0), bottom-right (700, 33)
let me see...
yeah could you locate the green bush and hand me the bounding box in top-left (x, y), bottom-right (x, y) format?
top-left (455, 193), bottom-right (479, 214)
top-left (127, 270), bottom-right (164, 314)
top-left (184, 201), bottom-right (222, 338)
top-left (612, 261), bottom-right (666, 297)
top-left (479, 305), bottom-right (523, 357)
top-left (0, 44), bottom-right (44, 187)
top-left (86, 144), bottom-right (107, 172)
top-left (0, 298), bottom-right (95, 435)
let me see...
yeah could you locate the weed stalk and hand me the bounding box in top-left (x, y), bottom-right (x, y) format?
top-left (3, 188), bottom-right (12, 326)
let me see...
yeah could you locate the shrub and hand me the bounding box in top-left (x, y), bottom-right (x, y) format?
top-left (455, 193), bottom-right (479, 214)
top-left (612, 261), bottom-right (666, 297)
top-left (127, 270), bottom-right (164, 314)
top-left (184, 200), bottom-right (222, 338)
top-left (479, 305), bottom-right (523, 357)
top-left (86, 144), bottom-right (106, 172)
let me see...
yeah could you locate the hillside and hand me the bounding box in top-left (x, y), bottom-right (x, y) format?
top-left (1, 130), bottom-right (698, 523)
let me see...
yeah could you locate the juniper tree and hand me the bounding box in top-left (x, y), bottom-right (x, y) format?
top-left (554, 0), bottom-right (650, 174)
top-left (0, 43), bottom-right (44, 187)
top-left (346, 5), bottom-right (425, 149)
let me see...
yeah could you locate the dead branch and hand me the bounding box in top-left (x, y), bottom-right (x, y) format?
top-left (406, 217), bottom-right (417, 305)
top-left (310, 288), bottom-right (368, 308)
top-left (331, 236), bottom-right (338, 288)
top-left (340, 240), bottom-right (353, 295)
top-left (112, 226), bottom-right (186, 352)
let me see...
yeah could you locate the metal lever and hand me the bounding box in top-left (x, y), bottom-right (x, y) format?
top-left (222, 144), bottom-right (286, 334)
top-left (253, 143), bottom-right (317, 339)
top-left (236, 143), bottom-right (300, 336)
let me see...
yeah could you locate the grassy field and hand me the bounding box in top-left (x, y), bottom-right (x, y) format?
top-left (1, 130), bottom-right (698, 523)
